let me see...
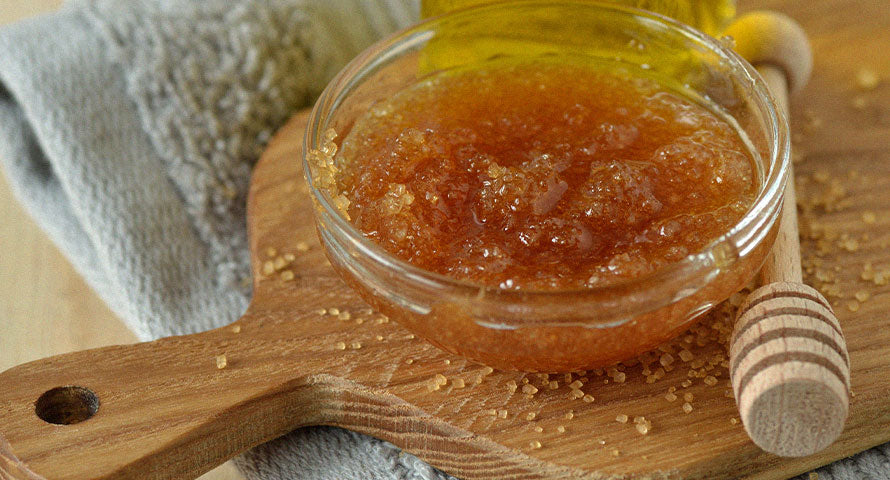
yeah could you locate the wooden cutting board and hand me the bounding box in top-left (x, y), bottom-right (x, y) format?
top-left (1, 1), bottom-right (888, 479)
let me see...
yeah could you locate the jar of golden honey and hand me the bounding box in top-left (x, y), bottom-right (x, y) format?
top-left (304, 1), bottom-right (788, 372)
top-left (421, 0), bottom-right (736, 36)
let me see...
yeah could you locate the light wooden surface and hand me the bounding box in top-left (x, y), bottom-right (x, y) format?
top-left (0, 2), bottom-right (243, 479)
top-left (1, 1), bottom-right (888, 480)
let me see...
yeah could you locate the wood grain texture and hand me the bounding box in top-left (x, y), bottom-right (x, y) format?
top-left (1, 1), bottom-right (888, 479)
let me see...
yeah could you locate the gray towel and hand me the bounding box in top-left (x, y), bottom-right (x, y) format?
top-left (0, 1), bottom-right (886, 479)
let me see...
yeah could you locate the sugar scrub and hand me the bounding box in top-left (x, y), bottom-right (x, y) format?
top-left (327, 60), bottom-right (758, 290)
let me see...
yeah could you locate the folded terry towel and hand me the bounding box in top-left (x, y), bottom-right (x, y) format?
top-left (0, 1), bottom-right (886, 479)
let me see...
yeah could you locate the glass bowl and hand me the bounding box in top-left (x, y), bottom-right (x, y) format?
top-left (303, 0), bottom-right (788, 372)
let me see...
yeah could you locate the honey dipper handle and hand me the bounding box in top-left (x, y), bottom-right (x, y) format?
top-left (726, 12), bottom-right (850, 457)
top-left (756, 66), bottom-right (803, 284)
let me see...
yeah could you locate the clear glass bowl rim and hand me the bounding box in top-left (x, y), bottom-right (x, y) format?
top-left (302, 0), bottom-right (789, 309)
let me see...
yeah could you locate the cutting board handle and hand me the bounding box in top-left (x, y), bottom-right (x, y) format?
top-left (0, 312), bottom-right (329, 480)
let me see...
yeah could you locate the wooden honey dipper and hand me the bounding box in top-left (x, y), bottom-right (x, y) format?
top-left (725, 12), bottom-right (851, 457)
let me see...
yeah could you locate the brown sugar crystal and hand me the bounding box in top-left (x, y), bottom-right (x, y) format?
top-left (331, 60), bottom-right (758, 291)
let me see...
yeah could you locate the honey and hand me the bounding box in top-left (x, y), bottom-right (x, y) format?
top-left (333, 60), bottom-right (757, 290)
top-left (421, 0), bottom-right (736, 37)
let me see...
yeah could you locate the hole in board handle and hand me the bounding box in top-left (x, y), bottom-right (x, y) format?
top-left (35, 386), bottom-right (99, 425)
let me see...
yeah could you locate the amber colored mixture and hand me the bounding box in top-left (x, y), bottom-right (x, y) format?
top-left (334, 61), bottom-right (758, 289)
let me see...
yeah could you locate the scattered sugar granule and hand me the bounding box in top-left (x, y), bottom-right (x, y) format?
top-left (635, 422), bottom-right (650, 435)
top-left (847, 300), bottom-right (861, 312)
top-left (616, 414), bottom-right (629, 423)
top-left (522, 385), bottom-right (539, 395)
top-left (452, 378), bottom-right (466, 389)
top-left (284, 253), bottom-right (296, 262)
top-left (613, 372), bottom-right (626, 383)
top-left (610, 449), bottom-right (620, 457)
top-left (526, 412), bottom-right (537, 421)
top-left (569, 389), bottom-right (585, 400)
top-left (665, 392), bottom-right (678, 402)
top-left (855, 290), bottom-right (871, 302)
top-left (855, 68), bottom-right (880, 90)
top-left (659, 353), bottom-right (675, 367)
top-left (529, 440), bottom-right (542, 449)
top-left (231, 325), bottom-right (241, 333)
top-left (679, 350), bottom-right (694, 362)
top-left (351, 342), bottom-right (362, 349)
top-left (730, 417), bottom-right (739, 425)
top-left (583, 394), bottom-right (595, 403)
top-left (328, 307), bottom-right (340, 316)
top-left (435, 374), bottom-right (448, 386)
top-left (862, 211), bottom-right (877, 224)
top-left (506, 380), bottom-right (518, 393)
top-left (809, 472), bottom-right (819, 480)
top-left (444, 359), bottom-right (451, 365)
top-left (852, 95), bottom-right (868, 109)
top-left (549, 380), bottom-right (559, 390)
top-left (338, 311), bottom-right (351, 321)
top-left (569, 380), bottom-right (584, 390)
top-left (498, 409), bottom-right (508, 419)
top-left (813, 170), bottom-right (830, 183)
top-left (265, 247), bottom-right (277, 257)
top-left (315, 308), bottom-right (327, 315)
top-left (557, 425), bottom-right (566, 433)
top-left (273, 257), bottom-right (287, 270)
top-left (335, 342), bottom-right (346, 350)
top-left (262, 261), bottom-right (275, 276)
top-left (534, 426), bottom-right (544, 433)
top-left (376, 335), bottom-right (384, 341)
top-left (682, 402), bottom-right (694, 413)
top-left (216, 354), bottom-right (228, 369)
top-left (704, 375), bottom-right (718, 386)
top-left (839, 237), bottom-right (859, 252)
top-left (280, 270), bottom-right (295, 281)
top-left (405, 358), bottom-right (413, 364)
top-left (296, 241), bottom-right (310, 252)
top-left (565, 410), bottom-right (574, 420)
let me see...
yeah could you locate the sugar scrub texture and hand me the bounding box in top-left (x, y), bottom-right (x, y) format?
top-left (336, 61), bottom-right (756, 289)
